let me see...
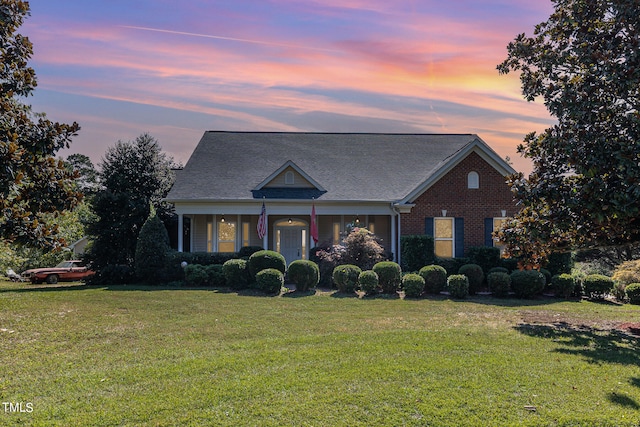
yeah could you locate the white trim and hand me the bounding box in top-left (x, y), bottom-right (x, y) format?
top-left (173, 200), bottom-right (397, 216)
top-left (253, 160), bottom-right (326, 192)
top-left (400, 137), bottom-right (516, 204)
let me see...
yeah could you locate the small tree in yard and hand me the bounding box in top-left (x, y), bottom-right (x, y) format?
top-left (342, 228), bottom-right (386, 271)
top-left (135, 206), bottom-right (170, 284)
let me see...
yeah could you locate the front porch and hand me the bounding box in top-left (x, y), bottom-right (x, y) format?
top-left (174, 202), bottom-right (401, 265)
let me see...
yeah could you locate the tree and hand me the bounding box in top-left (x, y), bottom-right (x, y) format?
top-left (497, 0), bottom-right (640, 265)
top-left (135, 205), bottom-right (170, 284)
top-left (65, 153), bottom-right (99, 196)
top-left (0, 0), bottom-right (81, 248)
top-left (87, 133), bottom-right (175, 272)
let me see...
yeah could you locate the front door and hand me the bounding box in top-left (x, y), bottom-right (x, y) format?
top-left (275, 219), bottom-right (308, 265)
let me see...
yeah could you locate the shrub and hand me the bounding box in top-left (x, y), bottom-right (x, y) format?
top-left (436, 257), bottom-right (469, 276)
top-left (237, 246), bottom-right (264, 259)
top-left (458, 263), bottom-right (484, 295)
top-left (249, 250), bottom-right (287, 279)
top-left (332, 264), bottom-right (362, 293)
top-left (612, 282), bottom-right (627, 302)
top-left (540, 269), bottom-right (552, 286)
top-left (287, 260), bottom-right (319, 292)
top-left (342, 228), bottom-right (387, 271)
top-left (625, 283), bottom-right (640, 304)
top-left (313, 244), bottom-right (345, 287)
top-left (419, 265), bottom-right (447, 294)
top-left (400, 235), bottom-right (434, 272)
top-left (358, 270), bottom-right (379, 295)
top-left (90, 264), bottom-right (135, 285)
top-left (612, 260), bottom-right (640, 287)
top-left (489, 266), bottom-right (509, 275)
top-left (447, 274), bottom-right (469, 299)
top-left (488, 272), bottom-right (511, 297)
top-left (552, 273), bottom-right (576, 299)
top-left (184, 264), bottom-right (208, 287)
top-left (510, 270), bottom-right (545, 299)
top-left (163, 251), bottom-right (239, 282)
top-left (205, 264), bottom-right (226, 287)
top-left (466, 246), bottom-right (500, 278)
top-left (373, 261), bottom-right (402, 294)
top-left (222, 259), bottom-right (250, 290)
top-left (583, 274), bottom-right (613, 300)
top-left (402, 274), bottom-right (425, 298)
top-left (134, 207), bottom-right (170, 284)
top-left (256, 268), bottom-right (284, 294)
top-left (546, 252), bottom-right (574, 276)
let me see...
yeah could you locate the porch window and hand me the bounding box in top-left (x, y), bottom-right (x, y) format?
top-left (434, 217), bottom-right (454, 258)
top-left (218, 220), bottom-right (236, 252)
top-left (207, 219), bottom-right (214, 252)
top-left (242, 222), bottom-right (250, 247)
top-left (333, 222), bottom-right (341, 245)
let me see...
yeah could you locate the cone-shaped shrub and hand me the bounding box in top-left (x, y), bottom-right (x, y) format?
top-left (135, 206), bottom-right (170, 284)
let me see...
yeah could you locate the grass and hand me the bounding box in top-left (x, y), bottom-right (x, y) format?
top-left (1, 281), bottom-right (640, 426)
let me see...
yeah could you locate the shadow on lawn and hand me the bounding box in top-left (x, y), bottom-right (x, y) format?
top-left (515, 321), bottom-right (640, 407)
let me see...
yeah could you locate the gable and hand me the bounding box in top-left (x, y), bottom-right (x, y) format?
top-left (263, 166), bottom-right (317, 189)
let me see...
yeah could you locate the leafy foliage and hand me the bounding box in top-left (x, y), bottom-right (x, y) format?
top-left (497, 0), bottom-right (640, 264)
top-left (583, 274), bottom-right (613, 300)
top-left (551, 273), bottom-right (576, 299)
top-left (332, 264), bottom-right (362, 293)
top-left (458, 263), bottom-right (484, 295)
top-left (0, 0), bottom-right (82, 247)
top-left (488, 272), bottom-right (511, 298)
top-left (447, 274), bottom-right (469, 299)
top-left (256, 268), bottom-right (284, 294)
top-left (400, 235), bottom-right (434, 272)
top-left (222, 259), bottom-right (250, 290)
top-left (611, 260), bottom-right (640, 287)
top-left (418, 265), bottom-right (447, 295)
top-left (372, 261), bottom-right (402, 294)
top-left (248, 250), bottom-right (286, 280)
top-left (402, 273), bottom-right (425, 298)
top-left (625, 283), bottom-right (640, 304)
top-left (86, 134), bottom-right (175, 272)
top-left (510, 270), bottom-right (545, 299)
top-left (287, 260), bottom-right (319, 292)
top-left (134, 207), bottom-right (170, 284)
top-left (341, 227), bottom-right (386, 271)
top-left (357, 270), bottom-right (379, 295)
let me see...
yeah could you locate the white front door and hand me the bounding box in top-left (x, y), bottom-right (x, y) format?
top-left (275, 219), bottom-right (308, 265)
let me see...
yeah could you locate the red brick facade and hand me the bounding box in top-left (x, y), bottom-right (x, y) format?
top-left (401, 151), bottom-right (517, 251)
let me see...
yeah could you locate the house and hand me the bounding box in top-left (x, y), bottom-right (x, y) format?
top-left (165, 132), bottom-right (517, 265)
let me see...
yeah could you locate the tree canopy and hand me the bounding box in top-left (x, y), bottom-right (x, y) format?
top-left (497, 0), bottom-right (640, 265)
top-left (0, 0), bottom-right (81, 248)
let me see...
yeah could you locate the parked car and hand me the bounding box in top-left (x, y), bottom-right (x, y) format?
top-left (21, 260), bottom-right (95, 284)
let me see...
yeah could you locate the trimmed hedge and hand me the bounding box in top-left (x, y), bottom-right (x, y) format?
top-left (418, 265), bottom-right (447, 294)
top-left (465, 246), bottom-right (500, 278)
top-left (333, 264), bottom-right (362, 293)
top-left (488, 272), bottom-right (510, 297)
top-left (164, 251), bottom-right (239, 282)
top-left (583, 274), bottom-right (613, 300)
top-left (287, 260), bottom-right (319, 292)
top-left (625, 283), bottom-right (640, 304)
top-left (373, 261), bottom-right (402, 294)
top-left (458, 263), bottom-right (484, 295)
top-left (358, 270), bottom-right (379, 295)
top-left (402, 273), bottom-right (425, 298)
top-left (256, 268), bottom-right (284, 294)
top-left (222, 259), bottom-right (250, 290)
top-left (400, 235), bottom-right (434, 272)
top-left (184, 264), bottom-right (208, 287)
top-left (552, 273), bottom-right (575, 299)
top-left (249, 250), bottom-right (287, 279)
top-left (510, 270), bottom-right (545, 299)
top-left (447, 274), bottom-right (469, 299)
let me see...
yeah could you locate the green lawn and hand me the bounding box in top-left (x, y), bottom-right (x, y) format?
top-left (1, 281), bottom-right (639, 426)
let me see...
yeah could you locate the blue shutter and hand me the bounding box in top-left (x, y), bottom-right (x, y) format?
top-left (425, 217), bottom-right (434, 237)
top-left (455, 218), bottom-right (464, 258)
top-left (484, 218), bottom-right (494, 247)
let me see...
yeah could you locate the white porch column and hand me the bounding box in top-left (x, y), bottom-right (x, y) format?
top-left (397, 212), bottom-right (402, 266)
top-left (390, 212), bottom-right (397, 262)
top-left (178, 213), bottom-right (184, 252)
top-left (262, 213), bottom-right (269, 250)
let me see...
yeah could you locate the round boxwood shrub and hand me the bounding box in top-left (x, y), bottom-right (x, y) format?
top-left (625, 283), bottom-right (640, 304)
top-left (358, 270), bottom-right (379, 295)
top-left (488, 266), bottom-right (509, 275)
top-left (402, 273), bottom-right (425, 298)
top-left (458, 263), bottom-right (484, 295)
top-left (332, 264), bottom-right (362, 293)
top-left (373, 261), bottom-right (402, 294)
top-left (205, 264), bottom-right (226, 287)
top-left (222, 259), bottom-right (250, 290)
top-left (510, 270), bottom-right (545, 299)
top-left (583, 274), bottom-right (613, 300)
top-left (552, 273), bottom-right (576, 299)
top-left (287, 260), bottom-right (319, 292)
top-left (249, 250), bottom-right (287, 279)
top-left (256, 268), bottom-right (284, 294)
top-left (184, 264), bottom-right (208, 287)
top-left (488, 272), bottom-right (511, 297)
top-left (447, 274), bottom-right (469, 299)
top-left (419, 265), bottom-right (447, 294)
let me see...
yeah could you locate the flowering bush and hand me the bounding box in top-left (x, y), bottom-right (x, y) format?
top-left (342, 228), bottom-right (386, 271)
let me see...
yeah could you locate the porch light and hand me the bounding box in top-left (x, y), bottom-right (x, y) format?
top-left (355, 216), bottom-right (360, 224)
top-left (288, 218), bottom-right (292, 224)
top-left (441, 210), bottom-right (447, 217)
top-left (501, 210), bottom-right (507, 217)
top-left (220, 215), bottom-right (225, 223)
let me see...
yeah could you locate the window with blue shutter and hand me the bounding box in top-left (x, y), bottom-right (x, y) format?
top-left (455, 218), bottom-right (464, 258)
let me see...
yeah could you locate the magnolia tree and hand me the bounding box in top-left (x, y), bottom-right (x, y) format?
top-left (497, 0), bottom-right (640, 266)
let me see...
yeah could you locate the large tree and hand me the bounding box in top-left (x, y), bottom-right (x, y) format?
top-left (87, 133), bottom-right (175, 272)
top-left (497, 0), bottom-right (640, 265)
top-left (0, 0), bottom-right (81, 247)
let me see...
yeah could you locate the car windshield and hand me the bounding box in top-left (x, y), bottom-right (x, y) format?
top-left (55, 261), bottom-right (76, 268)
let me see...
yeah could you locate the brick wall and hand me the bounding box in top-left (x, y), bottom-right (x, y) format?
top-left (401, 152), bottom-right (517, 249)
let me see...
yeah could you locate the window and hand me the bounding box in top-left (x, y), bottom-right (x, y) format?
top-left (333, 222), bottom-right (341, 245)
top-left (467, 171), bottom-right (479, 189)
top-left (207, 218), bottom-right (214, 252)
top-left (434, 217), bottom-right (454, 258)
top-left (285, 171), bottom-right (295, 185)
top-left (242, 222), bottom-right (250, 247)
top-left (218, 220), bottom-right (236, 252)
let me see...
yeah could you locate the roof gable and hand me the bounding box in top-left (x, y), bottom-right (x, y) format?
top-left (254, 160), bottom-right (326, 191)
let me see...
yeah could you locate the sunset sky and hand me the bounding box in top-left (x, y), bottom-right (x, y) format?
top-left (23, 0), bottom-right (556, 174)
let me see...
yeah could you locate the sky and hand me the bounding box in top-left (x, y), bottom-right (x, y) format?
top-left (22, 0), bottom-right (557, 174)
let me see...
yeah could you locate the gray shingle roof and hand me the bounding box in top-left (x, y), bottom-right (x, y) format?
top-left (165, 132), bottom-right (499, 202)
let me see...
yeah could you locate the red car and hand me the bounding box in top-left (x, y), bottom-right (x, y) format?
top-left (21, 260), bottom-right (95, 284)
